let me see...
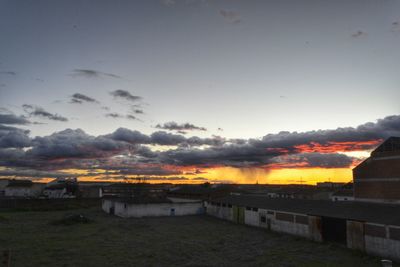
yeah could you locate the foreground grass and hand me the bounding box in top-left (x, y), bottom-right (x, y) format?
top-left (0, 207), bottom-right (391, 267)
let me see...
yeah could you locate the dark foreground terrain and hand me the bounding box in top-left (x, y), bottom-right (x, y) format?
top-left (0, 207), bottom-right (394, 267)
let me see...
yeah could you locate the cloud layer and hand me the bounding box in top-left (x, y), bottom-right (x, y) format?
top-left (0, 115), bottom-right (399, 179)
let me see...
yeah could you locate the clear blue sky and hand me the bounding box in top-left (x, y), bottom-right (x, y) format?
top-left (1, 0), bottom-right (399, 139)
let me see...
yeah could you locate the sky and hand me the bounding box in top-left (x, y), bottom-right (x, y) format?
top-left (0, 0), bottom-right (400, 184)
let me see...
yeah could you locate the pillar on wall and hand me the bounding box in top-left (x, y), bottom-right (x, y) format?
top-left (308, 215), bottom-right (322, 242)
top-left (347, 220), bottom-right (365, 251)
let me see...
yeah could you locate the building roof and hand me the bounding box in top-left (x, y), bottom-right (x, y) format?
top-left (211, 195), bottom-right (400, 226)
top-left (371, 136), bottom-right (400, 157)
top-left (104, 196), bottom-right (173, 204)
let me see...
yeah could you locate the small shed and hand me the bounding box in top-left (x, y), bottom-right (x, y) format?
top-left (102, 196), bottom-right (205, 218)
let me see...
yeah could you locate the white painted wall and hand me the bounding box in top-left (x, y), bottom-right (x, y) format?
top-left (271, 215), bottom-right (309, 238)
top-left (244, 209), bottom-right (259, 227)
top-left (103, 199), bottom-right (204, 218)
top-left (205, 202), bottom-right (233, 221)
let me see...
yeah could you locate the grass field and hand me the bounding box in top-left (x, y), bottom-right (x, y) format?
top-left (0, 207), bottom-right (393, 267)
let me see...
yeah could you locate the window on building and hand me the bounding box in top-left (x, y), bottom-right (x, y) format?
top-left (267, 211), bottom-right (274, 215)
top-left (252, 207), bottom-right (258, 212)
top-left (228, 204), bottom-right (232, 208)
top-left (222, 203), bottom-right (226, 207)
top-left (246, 207), bottom-right (251, 210)
top-left (260, 215), bottom-right (266, 223)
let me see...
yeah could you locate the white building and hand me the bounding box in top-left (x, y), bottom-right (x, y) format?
top-left (102, 197), bottom-right (204, 218)
top-left (5, 180), bottom-right (45, 198)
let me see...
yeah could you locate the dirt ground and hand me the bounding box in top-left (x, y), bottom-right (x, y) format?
top-left (0, 207), bottom-right (394, 267)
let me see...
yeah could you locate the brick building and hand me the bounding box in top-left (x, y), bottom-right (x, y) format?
top-left (353, 137), bottom-right (400, 203)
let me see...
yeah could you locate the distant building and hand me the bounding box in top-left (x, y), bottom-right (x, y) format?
top-left (266, 186), bottom-right (332, 200)
top-left (102, 196), bottom-right (204, 218)
top-left (5, 180), bottom-right (45, 198)
top-left (101, 183), bottom-right (167, 198)
top-left (42, 178), bottom-right (79, 199)
top-left (353, 137), bottom-right (400, 203)
top-left (316, 182), bottom-right (346, 189)
top-left (331, 183), bottom-right (354, 202)
top-left (168, 184), bottom-right (233, 200)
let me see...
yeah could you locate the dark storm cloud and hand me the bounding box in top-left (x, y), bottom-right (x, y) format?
top-left (0, 114), bottom-right (30, 125)
top-left (110, 90), bottom-right (142, 102)
top-left (70, 93), bottom-right (99, 104)
top-left (22, 104), bottom-right (68, 122)
top-left (71, 69), bottom-right (122, 79)
top-left (0, 71), bottom-right (16, 75)
top-left (155, 121), bottom-right (207, 132)
top-left (219, 9), bottom-right (241, 24)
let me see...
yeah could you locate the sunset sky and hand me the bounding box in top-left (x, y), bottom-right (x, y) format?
top-left (0, 0), bottom-right (399, 184)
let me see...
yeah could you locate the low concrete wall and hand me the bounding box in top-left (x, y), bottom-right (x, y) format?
top-left (271, 212), bottom-right (309, 238)
top-left (206, 202), bottom-right (233, 221)
top-left (364, 223), bottom-right (400, 261)
top-left (103, 199), bottom-right (204, 218)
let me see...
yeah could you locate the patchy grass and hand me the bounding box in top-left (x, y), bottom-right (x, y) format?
top-left (0, 207), bottom-right (394, 267)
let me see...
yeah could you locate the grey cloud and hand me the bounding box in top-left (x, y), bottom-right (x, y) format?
top-left (71, 69), bottom-right (122, 79)
top-left (219, 9), bottom-right (241, 24)
top-left (110, 90), bottom-right (142, 102)
top-left (70, 93), bottom-right (99, 104)
top-left (351, 30), bottom-right (367, 38)
top-left (0, 71), bottom-right (16, 75)
top-left (22, 104), bottom-right (68, 122)
top-left (0, 127), bottom-right (31, 149)
top-left (28, 128), bottom-right (127, 159)
top-left (156, 121), bottom-right (207, 132)
top-left (105, 113), bottom-right (140, 121)
top-left (107, 128), bottom-right (151, 144)
top-left (0, 114), bottom-right (30, 125)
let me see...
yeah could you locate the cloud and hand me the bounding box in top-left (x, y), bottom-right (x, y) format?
top-left (156, 121), bottom-right (207, 132)
top-left (1, 114), bottom-right (399, 175)
top-left (0, 114), bottom-right (30, 125)
top-left (110, 90), bottom-right (142, 102)
top-left (351, 30), bottom-right (367, 38)
top-left (0, 127), bottom-right (31, 149)
top-left (22, 104), bottom-right (68, 122)
top-left (28, 129), bottom-right (127, 159)
top-left (70, 93), bottom-right (99, 104)
top-left (105, 113), bottom-right (140, 121)
top-left (161, 0), bottom-right (176, 6)
top-left (106, 128), bottom-right (151, 144)
top-left (71, 69), bottom-right (122, 79)
top-left (0, 71), bottom-right (16, 75)
top-left (132, 109), bottom-right (144, 114)
top-left (270, 153), bottom-right (356, 169)
top-left (219, 9), bottom-right (241, 24)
